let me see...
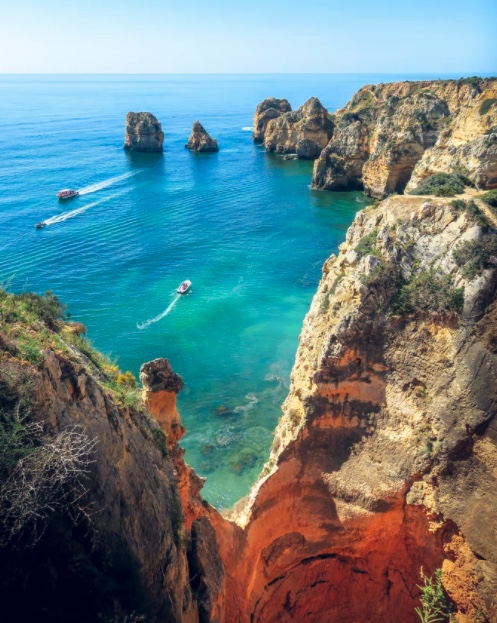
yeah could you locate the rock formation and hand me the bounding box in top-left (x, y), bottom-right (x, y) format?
top-left (124, 111), bottom-right (164, 152)
top-left (219, 193), bottom-right (497, 622)
top-left (253, 97), bottom-right (292, 143)
top-left (312, 78), bottom-right (497, 197)
top-left (185, 121), bottom-right (219, 152)
top-left (260, 97), bottom-right (334, 159)
top-left (0, 303), bottom-right (223, 622)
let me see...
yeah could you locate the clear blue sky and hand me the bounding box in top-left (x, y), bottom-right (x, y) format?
top-left (0, 0), bottom-right (495, 74)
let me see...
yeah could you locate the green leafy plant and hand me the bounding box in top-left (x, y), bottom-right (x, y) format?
top-left (355, 228), bottom-right (379, 257)
top-left (410, 173), bottom-right (472, 197)
top-left (415, 568), bottom-right (453, 623)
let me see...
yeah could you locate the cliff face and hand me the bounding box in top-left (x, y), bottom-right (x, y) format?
top-left (185, 121), bottom-right (219, 153)
top-left (0, 299), bottom-right (223, 623)
top-left (221, 194), bottom-right (497, 622)
top-left (124, 112), bottom-right (164, 152)
top-left (312, 79), bottom-right (497, 197)
top-left (261, 97), bottom-right (334, 159)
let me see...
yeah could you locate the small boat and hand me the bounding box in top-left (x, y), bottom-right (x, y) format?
top-left (35, 221), bottom-right (46, 229)
top-left (177, 280), bottom-right (191, 294)
top-left (57, 189), bottom-right (79, 199)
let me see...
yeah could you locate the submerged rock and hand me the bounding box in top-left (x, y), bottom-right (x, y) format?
top-left (185, 121), bottom-right (219, 152)
top-left (123, 111), bottom-right (164, 152)
top-left (252, 97), bottom-right (292, 143)
top-left (263, 96), bottom-right (334, 159)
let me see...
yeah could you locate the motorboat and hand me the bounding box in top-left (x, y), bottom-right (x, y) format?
top-left (57, 189), bottom-right (79, 199)
top-left (177, 280), bottom-right (191, 294)
top-left (35, 221), bottom-right (46, 229)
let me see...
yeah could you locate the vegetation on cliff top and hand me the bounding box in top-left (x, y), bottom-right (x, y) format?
top-left (409, 173), bottom-right (472, 197)
top-left (0, 288), bottom-right (141, 410)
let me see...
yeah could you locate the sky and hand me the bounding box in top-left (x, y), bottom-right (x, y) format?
top-left (0, 0), bottom-right (495, 74)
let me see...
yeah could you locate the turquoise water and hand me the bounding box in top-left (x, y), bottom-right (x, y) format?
top-left (0, 74), bottom-right (463, 507)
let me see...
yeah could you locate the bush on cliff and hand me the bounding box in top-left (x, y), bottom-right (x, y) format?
top-left (391, 270), bottom-right (464, 315)
top-left (482, 189), bottom-right (497, 214)
top-left (355, 228), bottom-right (379, 257)
top-left (410, 173), bottom-right (472, 197)
top-left (450, 198), bottom-right (490, 228)
top-left (453, 234), bottom-right (497, 279)
top-left (363, 262), bottom-right (463, 315)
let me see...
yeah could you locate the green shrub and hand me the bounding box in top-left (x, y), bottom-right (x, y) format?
top-left (410, 173), bottom-right (472, 197)
top-left (453, 233), bottom-right (497, 279)
top-left (355, 228), bottom-right (379, 257)
top-left (415, 567), bottom-right (453, 623)
top-left (450, 198), bottom-right (490, 228)
top-left (481, 189), bottom-right (497, 211)
top-left (0, 289), bottom-right (65, 330)
top-left (391, 270), bottom-right (464, 315)
top-left (479, 98), bottom-right (497, 116)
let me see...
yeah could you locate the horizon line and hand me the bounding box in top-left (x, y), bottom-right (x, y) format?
top-left (0, 71), bottom-right (496, 76)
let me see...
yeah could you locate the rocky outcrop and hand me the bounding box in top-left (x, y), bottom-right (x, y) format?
top-left (220, 194), bottom-right (497, 622)
top-left (0, 310), bottom-right (225, 622)
top-left (312, 78), bottom-right (497, 197)
top-left (261, 97), bottom-right (334, 159)
top-left (124, 112), bottom-right (164, 152)
top-left (252, 97), bottom-right (292, 143)
top-left (185, 121), bottom-right (219, 152)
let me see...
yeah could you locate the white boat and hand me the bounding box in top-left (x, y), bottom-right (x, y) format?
top-left (57, 189), bottom-right (79, 199)
top-left (177, 280), bottom-right (191, 294)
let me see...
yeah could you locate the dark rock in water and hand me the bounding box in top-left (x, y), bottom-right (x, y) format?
top-left (213, 405), bottom-right (237, 417)
top-left (253, 97), bottom-right (292, 143)
top-left (227, 446), bottom-right (260, 475)
top-left (123, 112), bottom-right (164, 152)
top-left (185, 121), bottom-right (219, 152)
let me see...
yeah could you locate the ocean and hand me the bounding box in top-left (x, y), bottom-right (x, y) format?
top-left (0, 73), bottom-right (469, 507)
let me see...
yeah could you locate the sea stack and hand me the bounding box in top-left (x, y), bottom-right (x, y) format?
top-left (123, 112), bottom-right (164, 152)
top-left (252, 97), bottom-right (292, 143)
top-left (185, 121), bottom-right (219, 152)
top-left (261, 97), bottom-right (334, 159)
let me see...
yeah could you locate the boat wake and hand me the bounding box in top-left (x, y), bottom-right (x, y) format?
top-left (137, 294), bottom-right (181, 330)
top-left (43, 190), bottom-right (128, 226)
top-left (78, 171), bottom-right (139, 196)
top-left (241, 126), bottom-right (253, 131)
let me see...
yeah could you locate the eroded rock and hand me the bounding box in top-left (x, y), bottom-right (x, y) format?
top-left (185, 121), bottom-right (219, 152)
top-left (262, 97), bottom-right (334, 159)
top-left (252, 97), bottom-right (292, 143)
top-left (123, 111), bottom-right (164, 152)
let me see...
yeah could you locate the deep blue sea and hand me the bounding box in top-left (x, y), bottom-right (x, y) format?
top-left (0, 73), bottom-right (476, 507)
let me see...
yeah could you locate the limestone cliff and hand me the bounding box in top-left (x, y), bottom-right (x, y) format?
top-left (260, 97), bottom-right (334, 159)
top-left (222, 194), bottom-right (497, 622)
top-left (312, 78), bottom-right (497, 197)
top-left (185, 121), bottom-right (219, 153)
top-left (0, 295), bottom-right (222, 623)
top-left (253, 97), bottom-right (292, 143)
top-left (124, 112), bottom-right (164, 152)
